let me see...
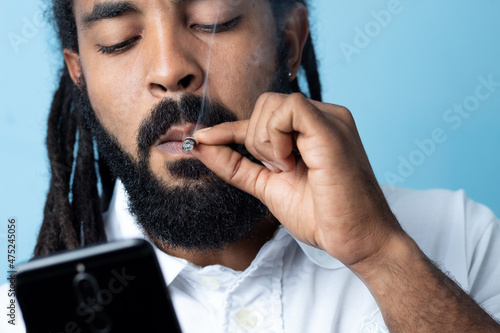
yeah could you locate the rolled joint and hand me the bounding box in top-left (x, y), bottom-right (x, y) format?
top-left (182, 137), bottom-right (198, 153)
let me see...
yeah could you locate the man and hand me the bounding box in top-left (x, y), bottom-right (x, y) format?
top-left (3, 0), bottom-right (500, 332)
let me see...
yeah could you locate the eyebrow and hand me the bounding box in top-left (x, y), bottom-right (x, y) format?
top-left (82, 1), bottom-right (142, 29)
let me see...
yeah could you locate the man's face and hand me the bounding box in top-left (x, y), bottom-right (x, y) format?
top-left (66, 0), bottom-right (294, 250)
top-left (71, 0), bottom-right (281, 184)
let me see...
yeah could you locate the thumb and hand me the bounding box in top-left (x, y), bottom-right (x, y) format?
top-left (190, 143), bottom-right (271, 202)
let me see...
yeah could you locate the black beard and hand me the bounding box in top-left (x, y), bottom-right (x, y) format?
top-left (75, 46), bottom-right (291, 251)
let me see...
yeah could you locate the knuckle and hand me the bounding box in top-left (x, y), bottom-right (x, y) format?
top-left (255, 127), bottom-right (269, 145)
top-left (245, 136), bottom-right (254, 151)
top-left (253, 168), bottom-right (270, 201)
top-left (266, 117), bottom-right (276, 132)
top-left (256, 136), bottom-right (268, 146)
top-left (260, 94), bottom-right (277, 114)
top-left (256, 92), bottom-right (274, 108)
top-left (287, 92), bottom-right (307, 107)
top-left (337, 106), bottom-right (355, 125)
top-left (259, 92), bottom-right (275, 100)
top-left (229, 156), bottom-right (243, 183)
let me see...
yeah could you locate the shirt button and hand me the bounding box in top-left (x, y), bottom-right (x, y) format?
top-left (236, 309), bottom-right (258, 329)
top-left (200, 277), bottom-right (221, 290)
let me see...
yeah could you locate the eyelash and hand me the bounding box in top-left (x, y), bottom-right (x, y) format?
top-left (98, 36), bottom-right (142, 55)
top-left (97, 16), bottom-right (242, 55)
top-left (193, 16), bottom-right (242, 33)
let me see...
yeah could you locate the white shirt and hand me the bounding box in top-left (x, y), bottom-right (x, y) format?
top-left (2, 182), bottom-right (500, 332)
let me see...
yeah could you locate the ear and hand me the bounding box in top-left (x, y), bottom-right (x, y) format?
top-left (281, 3), bottom-right (309, 80)
top-left (63, 48), bottom-right (82, 86)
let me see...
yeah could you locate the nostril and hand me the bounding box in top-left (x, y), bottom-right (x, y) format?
top-left (179, 75), bottom-right (193, 89)
top-left (156, 84), bottom-right (167, 92)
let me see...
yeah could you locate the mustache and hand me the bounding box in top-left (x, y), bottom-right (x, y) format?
top-left (137, 94), bottom-right (237, 160)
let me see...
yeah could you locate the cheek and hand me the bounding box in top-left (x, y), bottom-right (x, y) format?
top-left (82, 58), bottom-right (146, 158)
top-left (243, 40), bottom-right (278, 90)
top-left (210, 39), bottom-right (277, 118)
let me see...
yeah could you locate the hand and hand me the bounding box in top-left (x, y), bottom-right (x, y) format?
top-left (191, 93), bottom-right (405, 268)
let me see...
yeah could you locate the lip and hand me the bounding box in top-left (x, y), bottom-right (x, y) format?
top-left (155, 123), bottom-right (203, 156)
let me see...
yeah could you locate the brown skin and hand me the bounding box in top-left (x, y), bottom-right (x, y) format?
top-left (65, 0), bottom-right (295, 180)
top-left (65, 0), bottom-right (302, 267)
top-left (64, 0), bottom-right (500, 331)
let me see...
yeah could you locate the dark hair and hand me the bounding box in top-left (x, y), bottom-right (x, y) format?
top-left (35, 0), bottom-right (323, 256)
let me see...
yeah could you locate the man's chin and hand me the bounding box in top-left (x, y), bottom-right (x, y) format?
top-left (155, 175), bottom-right (218, 191)
top-left (163, 159), bottom-right (216, 181)
top-left (122, 162), bottom-right (270, 251)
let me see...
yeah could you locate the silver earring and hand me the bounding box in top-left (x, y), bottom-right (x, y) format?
top-left (288, 72), bottom-right (292, 78)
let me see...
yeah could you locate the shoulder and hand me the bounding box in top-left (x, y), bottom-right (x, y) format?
top-left (381, 185), bottom-right (497, 241)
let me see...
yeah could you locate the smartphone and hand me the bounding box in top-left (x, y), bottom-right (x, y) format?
top-left (16, 239), bottom-right (182, 333)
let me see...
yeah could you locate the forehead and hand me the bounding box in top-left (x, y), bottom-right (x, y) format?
top-left (73, 0), bottom-right (253, 9)
top-left (72, 0), bottom-right (268, 23)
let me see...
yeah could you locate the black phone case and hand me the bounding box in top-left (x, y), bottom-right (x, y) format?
top-left (16, 239), bottom-right (182, 333)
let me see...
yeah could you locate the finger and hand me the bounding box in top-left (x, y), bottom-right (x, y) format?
top-left (194, 120), bottom-right (248, 145)
top-left (309, 100), bottom-right (364, 145)
top-left (248, 93), bottom-right (292, 170)
top-left (244, 94), bottom-right (266, 162)
top-left (266, 94), bottom-right (336, 171)
top-left (250, 107), bottom-right (279, 167)
top-left (244, 93), bottom-right (287, 161)
top-left (310, 102), bottom-right (371, 169)
top-left (266, 104), bottom-right (297, 172)
top-left (190, 142), bottom-right (271, 202)
top-left (193, 121), bottom-right (279, 172)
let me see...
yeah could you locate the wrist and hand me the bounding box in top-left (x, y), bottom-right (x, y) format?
top-left (347, 231), bottom-right (423, 290)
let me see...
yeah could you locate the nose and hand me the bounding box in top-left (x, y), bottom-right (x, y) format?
top-left (145, 29), bottom-right (204, 98)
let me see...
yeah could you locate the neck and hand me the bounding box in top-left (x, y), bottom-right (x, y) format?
top-left (151, 216), bottom-right (280, 271)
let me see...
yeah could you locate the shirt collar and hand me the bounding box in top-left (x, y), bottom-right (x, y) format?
top-left (103, 180), bottom-right (346, 285)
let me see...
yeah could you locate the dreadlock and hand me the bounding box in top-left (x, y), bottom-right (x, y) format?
top-left (35, 0), bottom-right (322, 256)
top-left (271, 0), bottom-right (322, 101)
top-left (34, 64), bottom-right (110, 256)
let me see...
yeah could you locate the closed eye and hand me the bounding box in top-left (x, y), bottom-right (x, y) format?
top-left (98, 36), bottom-right (142, 55)
top-left (193, 16), bottom-right (242, 33)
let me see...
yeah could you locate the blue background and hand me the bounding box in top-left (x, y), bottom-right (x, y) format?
top-left (1, 0), bottom-right (499, 279)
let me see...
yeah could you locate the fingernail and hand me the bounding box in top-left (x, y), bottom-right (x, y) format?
top-left (196, 127), bottom-right (212, 133)
top-left (261, 161), bottom-right (275, 172)
top-left (273, 162), bottom-right (286, 172)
